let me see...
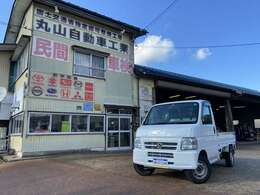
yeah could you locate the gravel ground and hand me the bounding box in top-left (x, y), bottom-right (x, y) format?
top-left (0, 144), bottom-right (260, 195)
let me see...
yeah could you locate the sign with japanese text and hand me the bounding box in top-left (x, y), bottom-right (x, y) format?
top-left (107, 55), bottom-right (133, 74)
top-left (30, 72), bottom-right (94, 104)
top-left (34, 7), bottom-right (129, 55)
top-left (33, 7), bottom-right (134, 74)
top-left (32, 36), bottom-right (69, 62)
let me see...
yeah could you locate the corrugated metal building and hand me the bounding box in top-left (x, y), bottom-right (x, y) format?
top-left (135, 65), bottom-right (260, 142)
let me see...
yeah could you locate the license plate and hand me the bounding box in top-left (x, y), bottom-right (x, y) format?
top-left (153, 159), bottom-right (168, 165)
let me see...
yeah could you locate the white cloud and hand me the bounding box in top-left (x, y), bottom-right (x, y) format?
top-left (134, 35), bottom-right (174, 65)
top-left (194, 48), bottom-right (212, 60)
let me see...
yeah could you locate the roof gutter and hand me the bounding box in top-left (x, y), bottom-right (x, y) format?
top-left (4, 0), bottom-right (32, 44)
top-left (0, 44), bottom-right (17, 51)
top-left (3, 0), bottom-right (17, 43)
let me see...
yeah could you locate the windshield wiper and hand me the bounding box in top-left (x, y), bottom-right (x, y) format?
top-left (149, 122), bottom-right (170, 125)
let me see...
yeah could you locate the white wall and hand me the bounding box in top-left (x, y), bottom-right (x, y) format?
top-left (22, 134), bottom-right (105, 154)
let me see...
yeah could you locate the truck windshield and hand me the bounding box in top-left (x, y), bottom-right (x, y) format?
top-left (143, 102), bottom-right (199, 125)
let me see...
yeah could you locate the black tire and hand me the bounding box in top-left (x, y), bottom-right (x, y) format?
top-left (224, 145), bottom-right (235, 167)
top-left (185, 156), bottom-right (211, 184)
top-left (133, 163), bottom-right (155, 176)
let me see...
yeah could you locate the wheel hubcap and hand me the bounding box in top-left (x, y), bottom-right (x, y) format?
top-left (194, 162), bottom-right (208, 179)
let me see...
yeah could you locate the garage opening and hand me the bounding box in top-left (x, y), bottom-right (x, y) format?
top-left (230, 100), bottom-right (260, 142)
top-left (155, 82), bottom-right (260, 142)
top-left (134, 65), bottom-right (260, 143)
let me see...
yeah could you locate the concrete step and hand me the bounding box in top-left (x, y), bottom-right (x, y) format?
top-left (0, 154), bottom-right (21, 162)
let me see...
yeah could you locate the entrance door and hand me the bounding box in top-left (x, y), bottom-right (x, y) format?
top-left (0, 127), bottom-right (7, 152)
top-left (107, 116), bottom-right (132, 150)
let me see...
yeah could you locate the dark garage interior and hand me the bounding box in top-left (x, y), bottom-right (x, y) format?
top-left (135, 65), bottom-right (260, 142)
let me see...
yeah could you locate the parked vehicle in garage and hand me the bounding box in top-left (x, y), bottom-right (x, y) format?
top-left (133, 100), bottom-right (236, 184)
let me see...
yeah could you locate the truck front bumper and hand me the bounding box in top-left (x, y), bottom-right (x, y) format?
top-left (133, 149), bottom-right (198, 170)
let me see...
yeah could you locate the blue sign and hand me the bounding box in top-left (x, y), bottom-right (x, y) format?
top-left (83, 102), bottom-right (93, 111)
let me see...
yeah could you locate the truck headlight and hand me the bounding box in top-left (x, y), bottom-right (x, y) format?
top-left (134, 138), bottom-right (142, 149)
top-left (181, 137), bottom-right (198, 150)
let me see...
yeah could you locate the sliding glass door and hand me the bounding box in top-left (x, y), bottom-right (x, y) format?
top-left (107, 116), bottom-right (132, 150)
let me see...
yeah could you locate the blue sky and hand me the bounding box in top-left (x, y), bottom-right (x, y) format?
top-left (1, 0), bottom-right (260, 90)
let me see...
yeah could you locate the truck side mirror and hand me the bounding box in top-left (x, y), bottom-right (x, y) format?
top-left (202, 115), bottom-right (212, 125)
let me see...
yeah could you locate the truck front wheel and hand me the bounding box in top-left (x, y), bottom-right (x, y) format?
top-left (185, 156), bottom-right (211, 184)
top-left (133, 163), bottom-right (155, 176)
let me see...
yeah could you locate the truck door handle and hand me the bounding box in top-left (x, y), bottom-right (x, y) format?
top-left (213, 127), bottom-right (216, 134)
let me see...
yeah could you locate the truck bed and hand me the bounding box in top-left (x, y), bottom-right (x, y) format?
top-left (217, 131), bottom-right (236, 149)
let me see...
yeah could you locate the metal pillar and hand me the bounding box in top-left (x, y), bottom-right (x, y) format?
top-left (225, 100), bottom-right (234, 132)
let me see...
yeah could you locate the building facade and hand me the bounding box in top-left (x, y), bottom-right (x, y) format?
top-left (3, 0), bottom-right (146, 157)
top-left (4, 0), bottom-right (260, 158)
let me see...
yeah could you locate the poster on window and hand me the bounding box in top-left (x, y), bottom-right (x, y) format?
top-left (30, 72), bottom-right (94, 103)
top-left (139, 85), bottom-right (153, 101)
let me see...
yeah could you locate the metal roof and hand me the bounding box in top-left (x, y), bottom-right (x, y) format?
top-left (134, 65), bottom-right (260, 98)
top-left (4, 0), bottom-right (32, 43)
top-left (40, 0), bottom-right (148, 37)
top-left (4, 0), bottom-right (147, 43)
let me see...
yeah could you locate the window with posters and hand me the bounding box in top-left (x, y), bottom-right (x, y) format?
top-left (71, 115), bottom-right (88, 132)
top-left (51, 114), bottom-right (70, 132)
top-left (28, 112), bottom-right (105, 134)
top-left (29, 113), bottom-right (50, 133)
top-left (89, 116), bottom-right (105, 132)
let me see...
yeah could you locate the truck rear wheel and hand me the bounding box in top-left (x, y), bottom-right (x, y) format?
top-left (224, 146), bottom-right (235, 167)
top-left (185, 156), bottom-right (211, 184)
top-left (133, 163), bottom-right (155, 176)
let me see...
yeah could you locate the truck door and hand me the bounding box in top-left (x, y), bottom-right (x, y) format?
top-left (201, 103), bottom-right (218, 162)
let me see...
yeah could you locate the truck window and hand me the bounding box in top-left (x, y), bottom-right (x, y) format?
top-left (143, 102), bottom-right (199, 125)
top-left (202, 105), bottom-right (213, 125)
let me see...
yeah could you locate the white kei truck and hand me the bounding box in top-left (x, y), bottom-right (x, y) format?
top-left (133, 100), bottom-right (236, 184)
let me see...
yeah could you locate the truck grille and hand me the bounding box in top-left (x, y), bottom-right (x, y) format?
top-left (148, 152), bottom-right (173, 158)
top-left (144, 142), bottom-right (177, 150)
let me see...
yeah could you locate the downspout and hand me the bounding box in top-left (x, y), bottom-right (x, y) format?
top-left (21, 3), bottom-right (35, 157)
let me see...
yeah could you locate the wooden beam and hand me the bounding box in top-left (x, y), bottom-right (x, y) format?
top-left (157, 80), bottom-right (231, 98)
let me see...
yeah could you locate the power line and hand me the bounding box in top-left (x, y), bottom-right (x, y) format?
top-left (140, 1), bottom-right (260, 49)
top-left (144, 0), bottom-right (180, 29)
top-left (2, 19), bottom-right (260, 50)
top-left (135, 42), bottom-right (260, 49)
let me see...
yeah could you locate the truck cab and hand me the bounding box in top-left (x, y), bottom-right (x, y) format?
top-left (133, 100), bottom-right (236, 183)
